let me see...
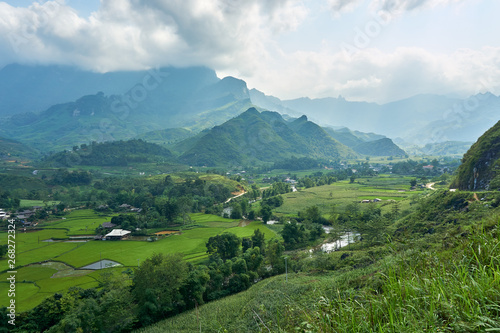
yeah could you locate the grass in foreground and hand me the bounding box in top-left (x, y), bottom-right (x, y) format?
top-left (137, 218), bottom-right (500, 333)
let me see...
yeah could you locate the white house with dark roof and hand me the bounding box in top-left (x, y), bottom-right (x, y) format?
top-left (105, 229), bottom-right (131, 240)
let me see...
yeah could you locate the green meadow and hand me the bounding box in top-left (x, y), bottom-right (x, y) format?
top-left (275, 175), bottom-right (417, 217)
top-left (41, 209), bottom-right (112, 235)
top-left (19, 199), bottom-right (60, 208)
top-left (0, 209), bottom-right (277, 311)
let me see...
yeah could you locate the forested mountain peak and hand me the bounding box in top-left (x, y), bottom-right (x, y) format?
top-left (177, 108), bottom-right (357, 166)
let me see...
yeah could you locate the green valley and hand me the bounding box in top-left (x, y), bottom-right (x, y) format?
top-left (0, 52), bottom-right (498, 332)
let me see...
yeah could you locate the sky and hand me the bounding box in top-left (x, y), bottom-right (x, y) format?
top-left (0, 0), bottom-right (499, 103)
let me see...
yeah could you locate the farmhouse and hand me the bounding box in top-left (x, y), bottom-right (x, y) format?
top-left (101, 222), bottom-right (117, 229)
top-left (105, 229), bottom-right (131, 240)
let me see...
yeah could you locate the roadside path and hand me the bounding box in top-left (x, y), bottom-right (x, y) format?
top-left (224, 190), bottom-right (247, 204)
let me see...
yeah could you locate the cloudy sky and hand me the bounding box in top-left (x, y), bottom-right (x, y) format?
top-left (0, 0), bottom-right (499, 103)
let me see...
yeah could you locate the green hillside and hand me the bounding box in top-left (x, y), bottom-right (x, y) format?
top-left (41, 139), bottom-right (174, 167)
top-left (289, 116), bottom-right (355, 159)
top-left (0, 67), bottom-right (255, 153)
top-left (136, 128), bottom-right (195, 145)
top-left (452, 120), bottom-right (500, 190)
top-left (354, 138), bottom-right (407, 157)
top-left (0, 136), bottom-right (40, 160)
top-left (178, 109), bottom-right (357, 166)
top-left (324, 127), bottom-right (405, 156)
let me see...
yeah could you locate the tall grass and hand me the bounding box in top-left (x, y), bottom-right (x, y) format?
top-left (306, 227), bottom-right (500, 332)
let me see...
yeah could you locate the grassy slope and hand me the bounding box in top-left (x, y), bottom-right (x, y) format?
top-left (135, 272), bottom-right (356, 333)
top-left (0, 136), bottom-right (39, 160)
top-left (139, 197), bottom-right (500, 333)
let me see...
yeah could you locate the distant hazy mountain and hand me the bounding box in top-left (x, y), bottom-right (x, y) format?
top-left (0, 64), bottom-right (149, 116)
top-left (323, 126), bottom-right (406, 157)
top-left (269, 94), bottom-right (462, 140)
top-left (2, 64), bottom-right (497, 154)
top-left (136, 128), bottom-right (195, 145)
top-left (176, 108), bottom-right (358, 166)
top-left (249, 89), bottom-right (499, 146)
top-left (0, 66), bottom-right (253, 152)
top-left (404, 93), bottom-right (500, 144)
top-left (249, 88), bottom-right (300, 116)
top-left (397, 141), bottom-right (473, 156)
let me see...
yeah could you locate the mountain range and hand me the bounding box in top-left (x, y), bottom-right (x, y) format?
top-left (0, 63), bottom-right (496, 160)
top-left (171, 108), bottom-right (406, 166)
top-left (249, 89), bottom-right (500, 146)
top-left (0, 66), bottom-right (253, 152)
top-left (172, 109), bottom-right (354, 166)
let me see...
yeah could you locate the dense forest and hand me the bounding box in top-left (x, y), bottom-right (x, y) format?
top-left (42, 140), bottom-right (174, 167)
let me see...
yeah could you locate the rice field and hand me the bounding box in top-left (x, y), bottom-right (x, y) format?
top-left (0, 209), bottom-right (277, 311)
top-left (275, 176), bottom-right (419, 216)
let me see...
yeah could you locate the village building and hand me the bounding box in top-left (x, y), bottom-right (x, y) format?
top-left (101, 222), bottom-right (117, 229)
top-left (104, 229), bottom-right (131, 240)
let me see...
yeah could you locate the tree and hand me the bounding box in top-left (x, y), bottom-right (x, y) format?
top-left (260, 205), bottom-right (272, 224)
top-left (206, 233), bottom-right (241, 260)
top-left (230, 204), bottom-right (242, 219)
top-left (300, 205), bottom-right (324, 224)
top-left (180, 265), bottom-right (210, 310)
top-left (163, 199), bottom-right (179, 223)
top-left (132, 253), bottom-right (188, 325)
top-left (243, 247), bottom-right (264, 272)
top-left (177, 196), bottom-right (193, 225)
top-left (281, 220), bottom-right (306, 249)
top-left (240, 200), bottom-right (248, 217)
top-left (242, 237), bottom-right (253, 253)
top-left (266, 239), bottom-right (285, 274)
top-left (251, 229), bottom-right (266, 254)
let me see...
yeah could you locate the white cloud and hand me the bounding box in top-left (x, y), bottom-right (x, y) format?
top-left (0, 0), bottom-right (308, 72)
top-left (238, 46), bottom-right (500, 103)
top-left (328, 0), bottom-right (363, 16)
top-left (371, 0), bottom-right (466, 15)
top-left (0, 0), bottom-right (498, 104)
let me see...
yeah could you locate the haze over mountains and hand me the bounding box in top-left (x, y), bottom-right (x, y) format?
top-left (251, 89), bottom-right (500, 145)
top-left (0, 64), bottom-right (498, 159)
